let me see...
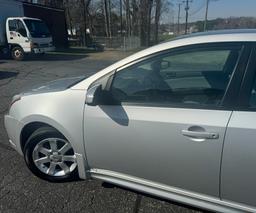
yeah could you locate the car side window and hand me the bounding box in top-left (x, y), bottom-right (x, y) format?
top-left (9, 20), bottom-right (17, 31)
top-left (111, 44), bottom-right (241, 107)
top-left (16, 20), bottom-right (27, 37)
top-left (249, 77), bottom-right (256, 107)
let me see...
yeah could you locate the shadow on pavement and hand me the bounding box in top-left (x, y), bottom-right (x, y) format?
top-left (26, 53), bottom-right (88, 61)
top-left (102, 182), bottom-right (209, 213)
top-left (0, 142), bottom-right (14, 151)
top-left (0, 71), bottom-right (18, 80)
top-left (25, 48), bottom-right (103, 61)
top-left (1, 48), bottom-right (104, 62)
top-left (56, 47), bottom-right (103, 54)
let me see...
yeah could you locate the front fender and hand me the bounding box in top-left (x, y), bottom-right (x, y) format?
top-left (20, 114), bottom-right (89, 179)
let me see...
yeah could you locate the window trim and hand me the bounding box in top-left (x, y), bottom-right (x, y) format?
top-left (236, 43), bottom-right (256, 111)
top-left (116, 42), bottom-right (244, 72)
top-left (117, 43), bottom-right (251, 110)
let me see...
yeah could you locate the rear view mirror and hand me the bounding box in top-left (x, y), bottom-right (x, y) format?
top-left (86, 84), bottom-right (102, 106)
top-left (161, 60), bottom-right (171, 69)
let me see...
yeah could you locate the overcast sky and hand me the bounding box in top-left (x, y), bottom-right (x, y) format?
top-left (167, 0), bottom-right (256, 23)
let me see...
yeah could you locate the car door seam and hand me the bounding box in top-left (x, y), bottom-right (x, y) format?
top-left (219, 110), bottom-right (233, 200)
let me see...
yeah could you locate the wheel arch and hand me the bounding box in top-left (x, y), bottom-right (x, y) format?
top-left (20, 120), bottom-right (88, 180)
top-left (19, 115), bottom-right (76, 154)
top-left (19, 114), bottom-right (88, 179)
top-left (10, 43), bottom-right (23, 50)
top-left (20, 122), bottom-right (57, 153)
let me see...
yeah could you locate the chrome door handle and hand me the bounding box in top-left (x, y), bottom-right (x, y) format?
top-left (181, 130), bottom-right (219, 139)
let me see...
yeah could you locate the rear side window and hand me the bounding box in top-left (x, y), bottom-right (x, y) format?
top-left (111, 44), bottom-right (241, 108)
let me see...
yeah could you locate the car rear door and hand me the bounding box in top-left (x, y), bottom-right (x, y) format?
top-left (84, 42), bottom-right (249, 198)
top-left (221, 43), bottom-right (256, 208)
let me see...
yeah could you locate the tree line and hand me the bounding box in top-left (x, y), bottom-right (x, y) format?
top-left (34, 0), bottom-right (172, 47)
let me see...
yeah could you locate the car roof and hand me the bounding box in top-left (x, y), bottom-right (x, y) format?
top-left (72, 29), bottom-right (256, 90)
top-left (7, 17), bottom-right (41, 21)
top-left (173, 29), bottom-right (256, 41)
top-left (155, 29), bottom-right (256, 52)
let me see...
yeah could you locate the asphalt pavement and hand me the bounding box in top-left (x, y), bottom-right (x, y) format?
top-left (0, 50), bottom-right (202, 213)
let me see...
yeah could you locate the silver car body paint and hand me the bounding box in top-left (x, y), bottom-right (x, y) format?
top-left (221, 111), bottom-right (256, 207)
top-left (84, 105), bottom-right (231, 197)
top-left (90, 169), bottom-right (256, 213)
top-left (4, 30), bottom-right (256, 212)
top-left (5, 89), bottom-right (86, 158)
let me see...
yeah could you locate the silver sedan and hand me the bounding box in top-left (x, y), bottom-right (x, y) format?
top-left (5, 29), bottom-right (256, 213)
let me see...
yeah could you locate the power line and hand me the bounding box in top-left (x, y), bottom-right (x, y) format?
top-left (189, 1), bottom-right (206, 16)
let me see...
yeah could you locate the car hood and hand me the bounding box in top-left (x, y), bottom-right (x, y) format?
top-left (23, 76), bottom-right (86, 95)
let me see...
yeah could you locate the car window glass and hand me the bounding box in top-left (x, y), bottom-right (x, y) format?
top-left (249, 77), bottom-right (256, 107)
top-left (9, 20), bottom-right (17, 31)
top-left (111, 45), bottom-right (241, 107)
top-left (16, 20), bottom-right (27, 37)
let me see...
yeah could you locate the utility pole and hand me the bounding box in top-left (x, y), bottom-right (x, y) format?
top-left (177, 3), bottom-right (181, 35)
top-left (120, 0), bottom-right (123, 36)
top-left (81, 0), bottom-right (87, 45)
top-left (204, 0), bottom-right (209, 31)
top-left (183, 0), bottom-right (192, 34)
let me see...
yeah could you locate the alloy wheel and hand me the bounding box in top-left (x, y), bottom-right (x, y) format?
top-left (32, 138), bottom-right (77, 177)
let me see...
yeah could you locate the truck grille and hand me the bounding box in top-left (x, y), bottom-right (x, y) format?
top-left (39, 43), bottom-right (50, 48)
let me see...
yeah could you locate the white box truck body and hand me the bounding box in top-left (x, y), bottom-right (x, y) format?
top-left (0, 0), bottom-right (55, 60)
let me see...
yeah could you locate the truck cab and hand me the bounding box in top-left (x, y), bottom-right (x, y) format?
top-left (6, 17), bottom-right (55, 60)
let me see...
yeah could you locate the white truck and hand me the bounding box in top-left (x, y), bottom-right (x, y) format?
top-left (0, 0), bottom-right (55, 60)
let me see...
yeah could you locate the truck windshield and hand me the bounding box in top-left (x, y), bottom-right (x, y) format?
top-left (24, 19), bottom-right (51, 38)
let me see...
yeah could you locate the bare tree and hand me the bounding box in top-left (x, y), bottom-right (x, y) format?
top-left (154, 0), bottom-right (161, 43)
top-left (61, 0), bottom-right (172, 46)
top-left (108, 0), bottom-right (112, 37)
top-left (139, 0), bottom-right (153, 46)
top-left (64, 0), bottom-right (73, 36)
top-left (124, 0), bottom-right (132, 36)
top-left (80, 0), bottom-right (91, 45)
top-left (131, 0), bottom-right (139, 36)
top-left (103, 0), bottom-right (110, 37)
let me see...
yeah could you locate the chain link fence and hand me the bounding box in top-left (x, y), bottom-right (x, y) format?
top-left (92, 36), bottom-right (141, 51)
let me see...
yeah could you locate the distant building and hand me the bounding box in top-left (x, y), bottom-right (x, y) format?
top-left (13, 0), bottom-right (68, 47)
top-left (21, 0), bottom-right (64, 8)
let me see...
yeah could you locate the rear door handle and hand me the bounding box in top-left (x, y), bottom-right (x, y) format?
top-left (182, 130), bottom-right (219, 139)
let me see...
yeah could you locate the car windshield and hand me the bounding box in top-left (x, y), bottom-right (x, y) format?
top-left (24, 19), bottom-right (51, 38)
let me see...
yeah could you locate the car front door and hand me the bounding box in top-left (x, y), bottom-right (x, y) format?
top-left (84, 43), bottom-right (248, 197)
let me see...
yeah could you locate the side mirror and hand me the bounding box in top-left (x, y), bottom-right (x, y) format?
top-left (86, 84), bottom-right (102, 106)
top-left (86, 83), bottom-right (118, 106)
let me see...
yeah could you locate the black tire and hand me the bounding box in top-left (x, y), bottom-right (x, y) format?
top-left (24, 126), bottom-right (78, 182)
top-left (11, 46), bottom-right (25, 61)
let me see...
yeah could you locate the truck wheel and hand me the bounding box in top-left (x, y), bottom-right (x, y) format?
top-left (11, 46), bottom-right (24, 61)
